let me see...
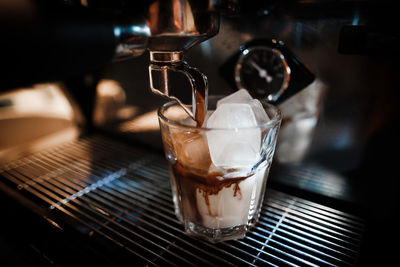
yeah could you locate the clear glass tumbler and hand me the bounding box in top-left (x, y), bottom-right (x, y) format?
top-left (158, 96), bottom-right (282, 242)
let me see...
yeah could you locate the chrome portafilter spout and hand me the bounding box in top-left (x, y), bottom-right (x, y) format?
top-left (144, 0), bottom-right (224, 124)
top-left (149, 51), bottom-right (208, 124)
top-left (72, 0), bottom-right (235, 123)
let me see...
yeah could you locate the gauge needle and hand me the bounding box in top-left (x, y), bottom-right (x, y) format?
top-left (249, 60), bottom-right (273, 83)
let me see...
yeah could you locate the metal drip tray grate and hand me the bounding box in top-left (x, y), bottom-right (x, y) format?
top-left (0, 135), bottom-right (364, 266)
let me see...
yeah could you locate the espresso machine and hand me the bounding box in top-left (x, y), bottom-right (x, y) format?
top-left (0, 0), bottom-right (399, 265)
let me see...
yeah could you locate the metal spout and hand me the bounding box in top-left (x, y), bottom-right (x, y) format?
top-left (149, 51), bottom-right (208, 122)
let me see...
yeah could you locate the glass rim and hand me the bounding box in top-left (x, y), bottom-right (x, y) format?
top-left (158, 97), bottom-right (282, 131)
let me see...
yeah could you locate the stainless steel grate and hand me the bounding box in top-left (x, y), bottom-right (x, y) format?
top-left (269, 163), bottom-right (358, 203)
top-left (0, 135), bottom-right (364, 266)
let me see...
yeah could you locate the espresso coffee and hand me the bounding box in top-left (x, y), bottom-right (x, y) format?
top-left (195, 87), bottom-right (206, 126)
top-left (184, 65), bottom-right (207, 126)
top-left (171, 162), bottom-right (253, 225)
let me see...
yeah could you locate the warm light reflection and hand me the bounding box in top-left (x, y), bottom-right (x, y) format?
top-left (181, 0), bottom-right (196, 32)
top-left (119, 105), bottom-right (186, 133)
top-left (0, 83), bottom-right (81, 163)
top-left (173, 0), bottom-right (183, 31)
top-left (163, 105), bottom-right (187, 121)
top-left (147, 1), bottom-right (159, 33)
top-left (0, 83), bottom-right (75, 121)
top-left (94, 79), bottom-right (133, 125)
top-left (117, 106), bottom-right (140, 121)
top-left (97, 79), bottom-right (126, 100)
top-left (119, 109), bottom-right (159, 133)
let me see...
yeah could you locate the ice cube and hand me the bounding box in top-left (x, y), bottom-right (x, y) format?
top-left (214, 141), bottom-right (259, 168)
top-left (217, 89), bottom-right (253, 107)
top-left (201, 110), bottom-right (214, 128)
top-left (250, 99), bottom-right (270, 125)
top-left (217, 90), bottom-right (270, 126)
top-left (171, 130), bottom-right (211, 172)
top-left (206, 103), bottom-right (261, 167)
top-left (207, 103), bottom-right (258, 128)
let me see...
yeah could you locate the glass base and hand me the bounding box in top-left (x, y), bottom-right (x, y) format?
top-left (184, 221), bottom-right (250, 243)
top-left (248, 212), bottom-right (261, 227)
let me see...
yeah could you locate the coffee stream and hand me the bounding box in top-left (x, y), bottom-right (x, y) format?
top-left (195, 88), bottom-right (206, 127)
top-left (184, 65), bottom-right (207, 127)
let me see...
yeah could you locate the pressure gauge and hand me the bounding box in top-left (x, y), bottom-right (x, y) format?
top-left (220, 39), bottom-right (315, 104)
top-left (235, 46), bottom-right (291, 102)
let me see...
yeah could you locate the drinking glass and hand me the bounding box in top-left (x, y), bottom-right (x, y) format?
top-left (158, 96), bottom-right (282, 242)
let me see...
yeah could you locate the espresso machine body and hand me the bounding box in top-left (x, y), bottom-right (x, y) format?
top-left (0, 0), bottom-right (399, 265)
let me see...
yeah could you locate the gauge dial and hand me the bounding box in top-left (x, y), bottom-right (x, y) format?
top-left (235, 46), bottom-right (291, 102)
